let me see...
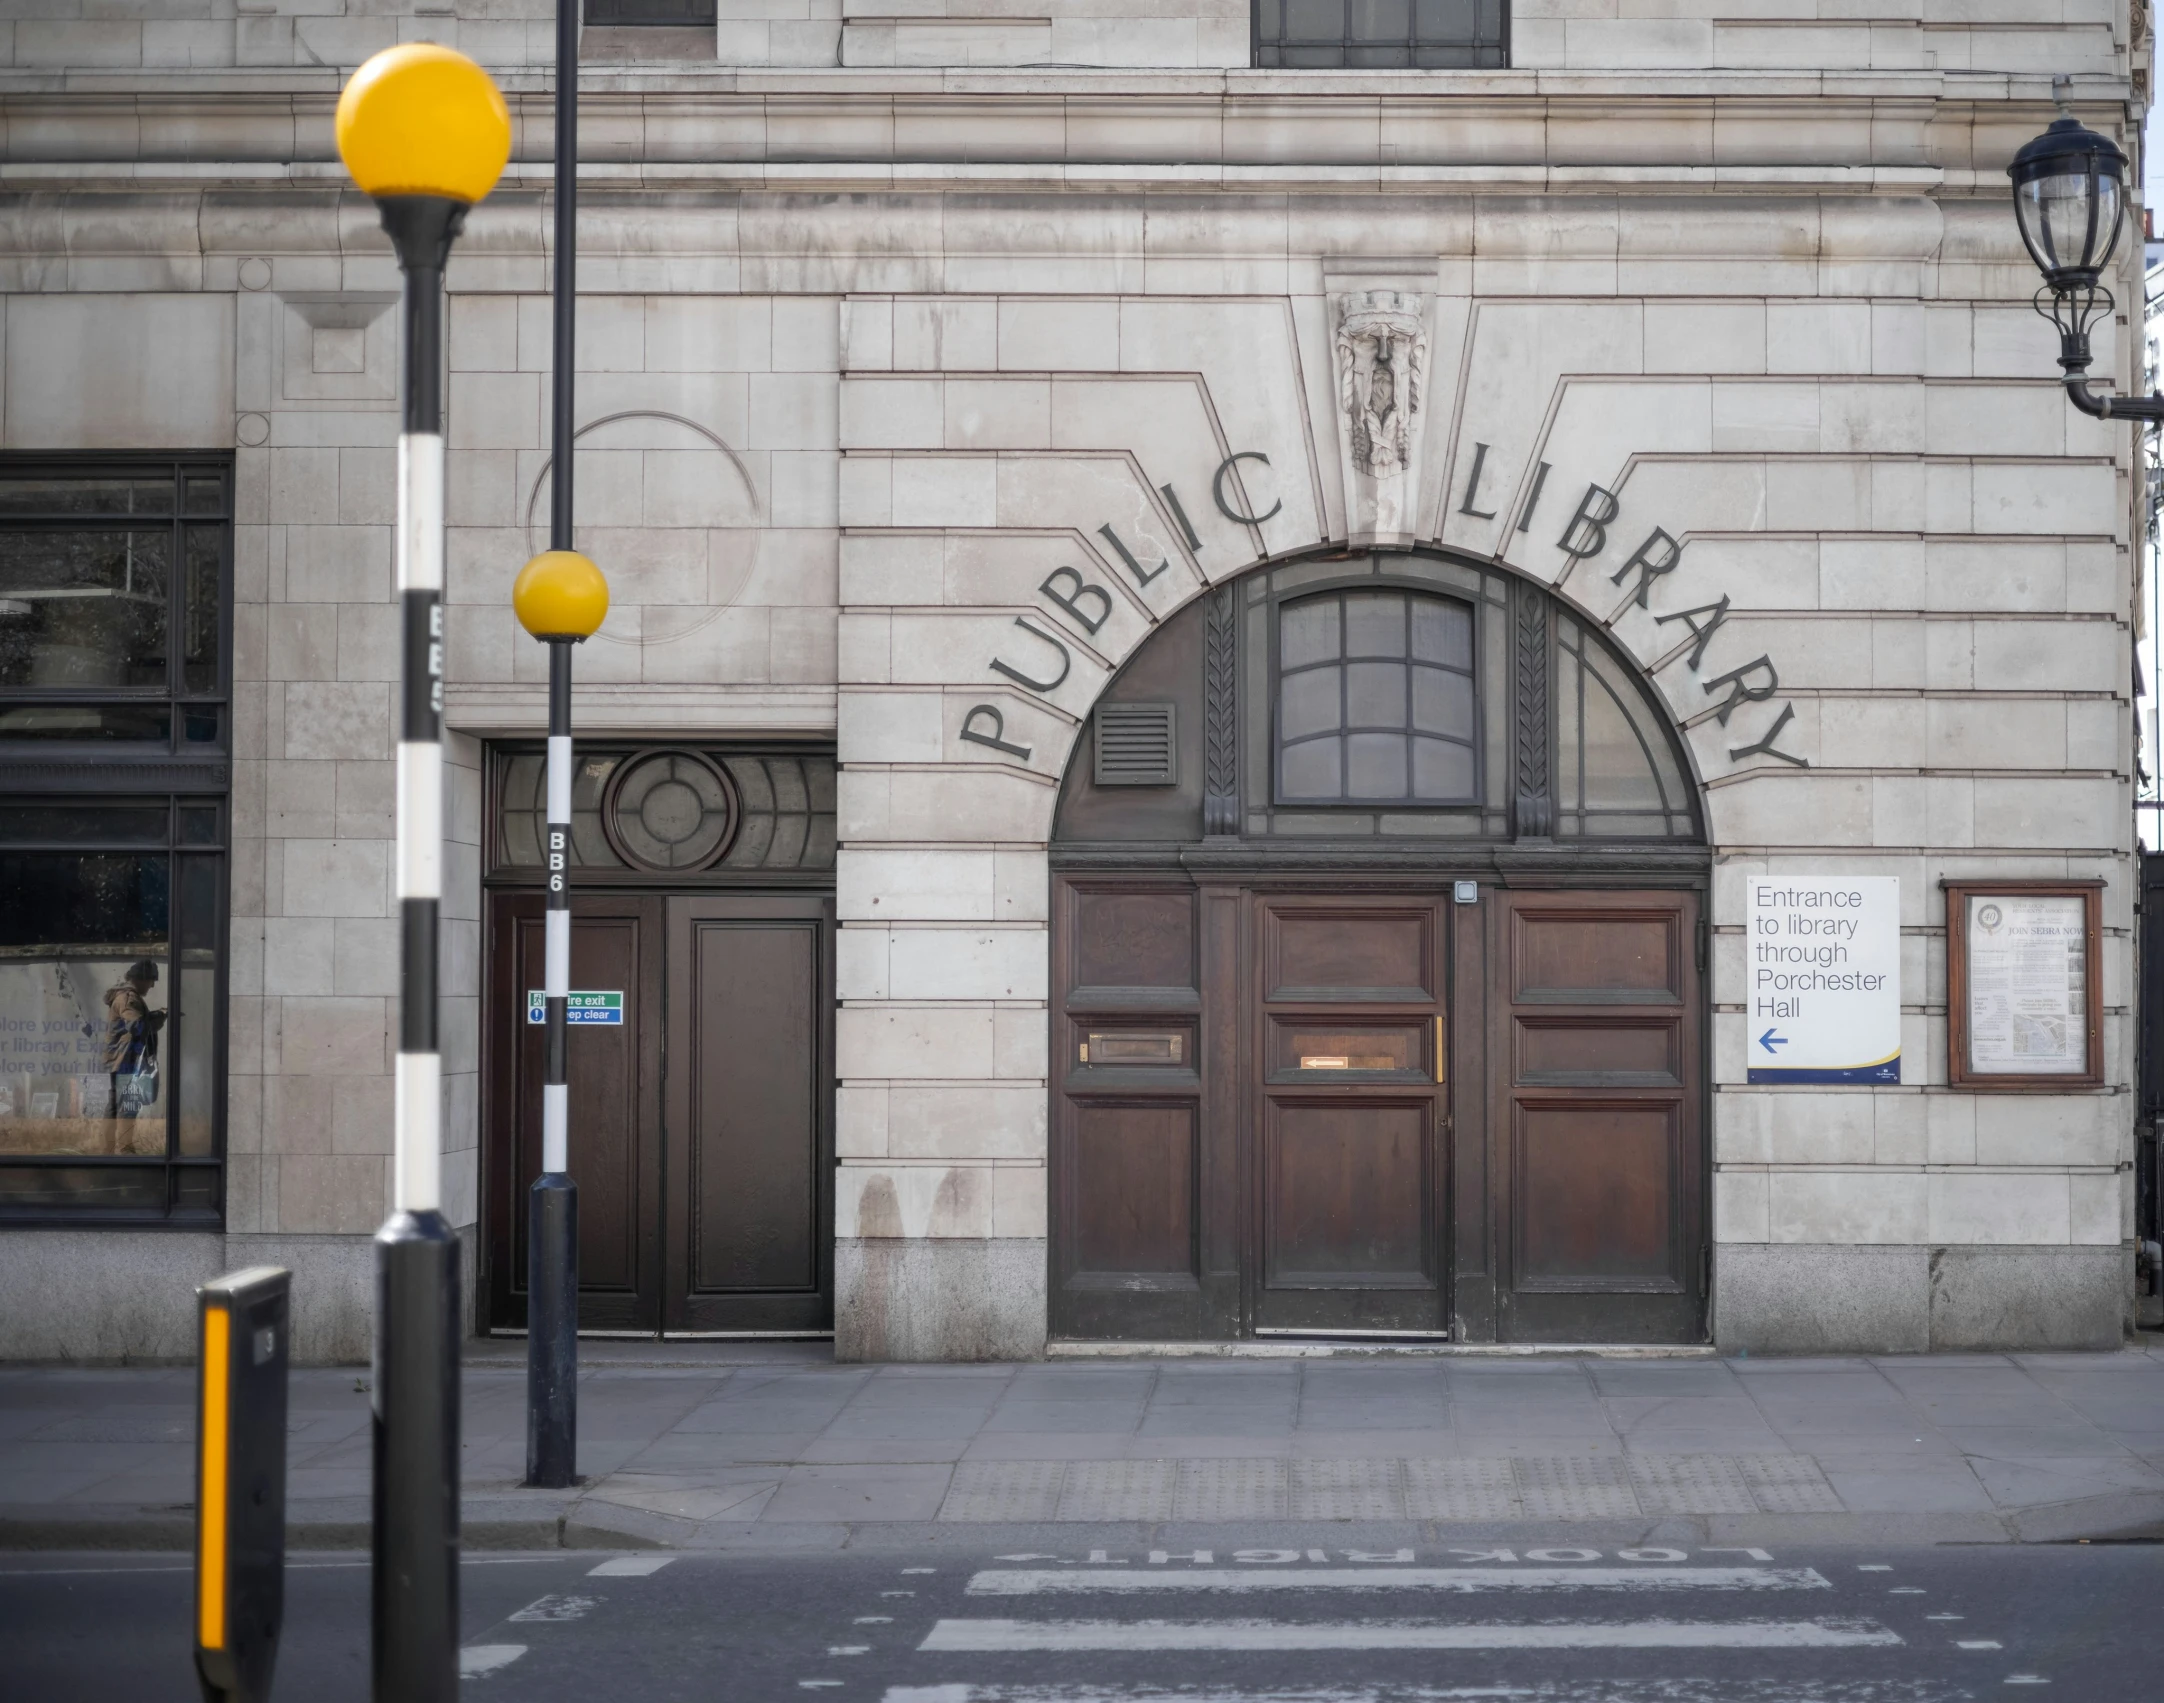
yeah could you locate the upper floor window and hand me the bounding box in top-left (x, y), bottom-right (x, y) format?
top-left (585, 0), bottom-right (716, 24)
top-left (0, 459), bottom-right (229, 752)
top-left (1254, 0), bottom-right (1507, 67)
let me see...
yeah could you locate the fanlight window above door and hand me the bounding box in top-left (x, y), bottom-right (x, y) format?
top-left (1275, 588), bottom-right (1478, 805)
top-left (1051, 549), bottom-right (1701, 849)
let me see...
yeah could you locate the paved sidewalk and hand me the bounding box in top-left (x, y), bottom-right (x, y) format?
top-left (5, 1341), bottom-right (2164, 1550)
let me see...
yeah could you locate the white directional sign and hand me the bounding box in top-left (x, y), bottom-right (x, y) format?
top-left (1745, 876), bottom-right (1900, 1084)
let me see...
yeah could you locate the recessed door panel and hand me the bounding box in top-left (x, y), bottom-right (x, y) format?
top-left (1515, 1017), bottom-right (1680, 1085)
top-left (1512, 1100), bottom-right (1680, 1289)
top-left (1264, 902), bottom-right (1434, 1000)
top-left (1068, 1100), bottom-right (1197, 1277)
top-left (1070, 886), bottom-right (1197, 996)
top-left (1264, 1098), bottom-right (1429, 1285)
top-left (1513, 909), bottom-right (1681, 1004)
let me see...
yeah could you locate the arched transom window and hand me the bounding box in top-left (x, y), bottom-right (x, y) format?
top-left (1053, 550), bottom-right (1701, 848)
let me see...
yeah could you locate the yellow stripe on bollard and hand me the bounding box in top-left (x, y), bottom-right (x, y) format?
top-left (198, 1303), bottom-right (229, 1652)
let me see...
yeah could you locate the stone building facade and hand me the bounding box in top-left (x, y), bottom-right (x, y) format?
top-left (0, 0), bottom-right (2147, 1361)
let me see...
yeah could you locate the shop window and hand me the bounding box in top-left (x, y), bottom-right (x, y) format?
top-left (0, 459), bottom-right (229, 752)
top-left (0, 800), bottom-right (226, 1222)
top-left (1275, 588), bottom-right (1479, 806)
top-left (493, 745), bottom-right (837, 880)
top-left (1255, 0), bottom-right (1507, 68)
top-left (0, 458), bottom-right (231, 1223)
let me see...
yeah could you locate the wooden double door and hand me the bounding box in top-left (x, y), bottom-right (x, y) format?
top-left (482, 890), bottom-right (834, 1335)
top-left (1051, 878), bottom-right (1704, 1343)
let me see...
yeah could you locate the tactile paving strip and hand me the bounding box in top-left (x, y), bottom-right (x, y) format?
top-left (1513, 1454), bottom-right (1640, 1519)
top-left (1055, 1459), bottom-right (1177, 1522)
top-left (1174, 1457), bottom-right (1290, 1520)
top-left (925, 1451), bottom-right (1845, 1521)
top-left (1291, 1458), bottom-right (1404, 1520)
top-left (1740, 1452), bottom-right (1847, 1513)
top-left (1626, 1454), bottom-right (1758, 1515)
top-left (938, 1460), bottom-right (1066, 1522)
top-left (1402, 1457), bottom-right (1520, 1520)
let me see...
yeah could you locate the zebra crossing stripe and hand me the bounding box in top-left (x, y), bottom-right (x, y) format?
top-left (919, 1618), bottom-right (1903, 1652)
top-left (966, 1567), bottom-right (1827, 1596)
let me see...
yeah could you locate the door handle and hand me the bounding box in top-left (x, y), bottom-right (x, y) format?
top-left (1434, 1014), bottom-right (1446, 1085)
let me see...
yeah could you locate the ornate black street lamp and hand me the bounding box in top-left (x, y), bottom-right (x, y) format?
top-left (2011, 111), bottom-right (2164, 422)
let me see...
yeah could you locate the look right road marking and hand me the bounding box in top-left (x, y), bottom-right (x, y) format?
top-left (966, 1567), bottom-right (1828, 1596)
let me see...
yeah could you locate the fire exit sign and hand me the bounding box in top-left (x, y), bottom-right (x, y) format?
top-left (525, 991), bottom-right (625, 1025)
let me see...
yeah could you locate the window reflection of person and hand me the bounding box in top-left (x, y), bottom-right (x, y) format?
top-left (102, 960), bottom-right (165, 1120)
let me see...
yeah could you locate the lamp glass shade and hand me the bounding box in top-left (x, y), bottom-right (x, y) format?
top-left (335, 44), bottom-right (512, 205)
top-left (2008, 116), bottom-right (2128, 289)
top-left (514, 550), bottom-right (610, 640)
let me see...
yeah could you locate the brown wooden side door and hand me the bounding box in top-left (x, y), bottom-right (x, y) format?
top-left (484, 892), bottom-right (665, 1333)
top-left (1051, 877), bottom-right (1230, 1339)
top-left (1250, 891), bottom-right (1449, 1335)
top-left (662, 894), bottom-right (835, 1333)
top-left (1491, 888), bottom-right (1705, 1343)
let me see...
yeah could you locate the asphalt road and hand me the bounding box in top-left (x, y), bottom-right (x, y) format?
top-left (2, 1538), bottom-right (2156, 1701)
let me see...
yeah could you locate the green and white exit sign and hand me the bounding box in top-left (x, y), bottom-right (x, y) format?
top-left (526, 990), bottom-right (625, 1025)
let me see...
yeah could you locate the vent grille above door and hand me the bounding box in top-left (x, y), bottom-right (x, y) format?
top-left (1094, 703), bottom-right (1178, 786)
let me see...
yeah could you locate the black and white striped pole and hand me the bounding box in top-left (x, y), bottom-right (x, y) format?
top-left (511, 548), bottom-right (607, 1489)
top-left (508, 0), bottom-right (606, 1489)
top-left (335, 44), bottom-right (510, 1703)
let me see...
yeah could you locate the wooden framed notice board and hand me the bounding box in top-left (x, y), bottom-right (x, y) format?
top-left (1943, 880), bottom-right (2105, 1091)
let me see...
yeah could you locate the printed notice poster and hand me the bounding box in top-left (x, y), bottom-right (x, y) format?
top-left (1746, 876), bottom-right (1901, 1084)
top-left (1964, 894), bottom-right (2087, 1075)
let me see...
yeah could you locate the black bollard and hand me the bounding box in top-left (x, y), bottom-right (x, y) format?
top-left (194, 1266), bottom-right (291, 1703)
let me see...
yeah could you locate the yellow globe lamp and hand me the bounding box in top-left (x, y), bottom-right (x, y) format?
top-left (335, 43), bottom-right (512, 205)
top-left (514, 550), bottom-right (609, 641)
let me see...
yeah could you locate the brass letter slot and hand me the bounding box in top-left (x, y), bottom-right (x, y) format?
top-left (1082, 1031), bottom-right (1183, 1066)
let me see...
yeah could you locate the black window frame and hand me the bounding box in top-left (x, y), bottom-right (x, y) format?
top-left (1271, 582), bottom-right (1483, 808)
top-left (1253, 0), bottom-right (1509, 69)
top-left (584, 0), bottom-right (716, 26)
top-left (0, 451), bottom-right (234, 757)
top-left (0, 452), bottom-right (234, 1227)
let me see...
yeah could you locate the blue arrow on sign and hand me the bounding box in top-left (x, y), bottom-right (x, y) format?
top-left (1758, 1028), bottom-right (1789, 1054)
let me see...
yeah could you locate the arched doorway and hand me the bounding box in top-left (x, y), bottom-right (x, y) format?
top-left (1048, 549), bottom-right (1708, 1344)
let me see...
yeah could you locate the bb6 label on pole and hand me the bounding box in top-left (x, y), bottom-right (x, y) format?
top-left (1745, 876), bottom-right (1900, 1085)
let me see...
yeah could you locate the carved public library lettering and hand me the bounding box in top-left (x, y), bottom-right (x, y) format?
top-left (964, 283), bottom-right (1805, 773)
top-left (1461, 450), bottom-right (1808, 772)
top-left (961, 440), bottom-right (1806, 777)
top-left (958, 449), bottom-right (1281, 765)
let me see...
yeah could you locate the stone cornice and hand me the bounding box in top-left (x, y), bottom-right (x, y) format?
top-left (0, 67), bottom-right (2136, 100)
top-left (0, 92), bottom-right (2134, 191)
